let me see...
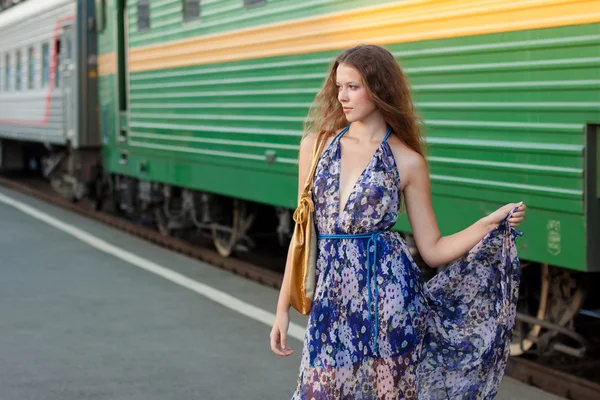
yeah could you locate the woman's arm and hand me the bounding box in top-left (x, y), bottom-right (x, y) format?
top-left (402, 152), bottom-right (524, 268)
top-left (270, 133), bottom-right (318, 356)
top-left (275, 133), bottom-right (317, 313)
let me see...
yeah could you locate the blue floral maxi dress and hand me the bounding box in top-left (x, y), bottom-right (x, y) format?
top-left (291, 125), bottom-right (524, 400)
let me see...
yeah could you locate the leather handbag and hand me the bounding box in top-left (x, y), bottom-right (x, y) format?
top-left (289, 134), bottom-right (327, 315)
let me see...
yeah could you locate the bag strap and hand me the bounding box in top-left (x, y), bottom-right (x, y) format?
top-left (302, 133), bottom-right (328, 195)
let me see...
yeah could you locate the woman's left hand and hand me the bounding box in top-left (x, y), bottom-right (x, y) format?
top-left (485, 202), bottom-right (527, 228)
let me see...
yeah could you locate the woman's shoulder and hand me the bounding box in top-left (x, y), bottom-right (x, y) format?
top-left (386, 135), bottom-right (427, 187)
top-left (299, 133), bottom-right (320, 159)
top-left (300, 129), bottom-right (342, 154)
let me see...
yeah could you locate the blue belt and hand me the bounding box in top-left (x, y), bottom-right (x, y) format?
top-left (317, 230), bottom-right (386, 354)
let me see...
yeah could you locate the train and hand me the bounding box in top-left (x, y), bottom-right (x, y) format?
top-left (0, 0), bottom-right (599, 358)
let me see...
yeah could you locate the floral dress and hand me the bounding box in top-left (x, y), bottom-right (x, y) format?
top-left (291, 125), bottom-right (523, 400)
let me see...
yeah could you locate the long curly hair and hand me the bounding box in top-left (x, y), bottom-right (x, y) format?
top-left (303, 44), bottom-right (426, 159)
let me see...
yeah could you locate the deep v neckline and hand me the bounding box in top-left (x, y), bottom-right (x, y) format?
top-left (336, 124), bottom-right (392, 227)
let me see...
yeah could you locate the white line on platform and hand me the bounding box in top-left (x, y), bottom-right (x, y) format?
top-left (0, 192), bottom-right (306, 342)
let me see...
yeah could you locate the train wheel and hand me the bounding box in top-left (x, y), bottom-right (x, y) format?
top-left (511, 264), bottom-right (549, 356)
top-left (154, 206), bottom-right (172, 237)
top-left (110, 176), bottom-right (124, 216)
top-left (154, 194), bottom-right (188, 238)
top-left (211, 199), bottom-right (255, 257)
top-left (537, 267), bottom-right (588, 356)
top-left (89, 179), bottom-right (107, 211)
top-left (511, 264), bottom-right (589, 357)
top-left (211, 198), bottom-right (241, 257)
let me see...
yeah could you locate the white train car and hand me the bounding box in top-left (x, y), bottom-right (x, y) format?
top-left (0, 0), bottom-right (100, 200)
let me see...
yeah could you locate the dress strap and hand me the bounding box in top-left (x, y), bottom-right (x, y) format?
top-left (383, 125), bottom-right (392, 142)
top-left (333, 125), bottom-right (350, 142)
top-left (335, 124), bottom-right (392, 143)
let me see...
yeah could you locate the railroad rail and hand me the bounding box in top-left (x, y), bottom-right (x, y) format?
top-left (1, 175), bottom-right (599, 400)
top-left (506, 357), bottom-right (600, 400)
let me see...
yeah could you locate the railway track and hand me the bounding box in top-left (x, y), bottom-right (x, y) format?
top-left (1, 174), bottom-right (599, 400)
top-left (506, 357), bottom-right (600, 400)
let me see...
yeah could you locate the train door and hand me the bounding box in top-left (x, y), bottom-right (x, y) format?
top-left (59, 23), bottom-right (76, 140)
top-left (116, 0), bottom-right (130, 143)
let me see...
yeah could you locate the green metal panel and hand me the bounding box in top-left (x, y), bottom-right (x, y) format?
top-left (125, 0), bottom-right (400, 49)
top-left (98, 0), bottom-right (116, 55)
top-left (98, 74), bottom-right (118, 150)
top-left (97, 3), bottom-right (600, 272)
top-left (106, 148), bottom-right (296, 205)
top-left (587, 125), bottom-right (600, 271)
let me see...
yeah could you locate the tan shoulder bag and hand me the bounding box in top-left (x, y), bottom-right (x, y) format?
top-left (289, 134), bottom-right (327, 315)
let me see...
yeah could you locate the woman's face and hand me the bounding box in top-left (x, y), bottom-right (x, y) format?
top-left (336, 63), bottom-right (376, 123)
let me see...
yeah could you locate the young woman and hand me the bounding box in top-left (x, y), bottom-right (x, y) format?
top-left (270, 44), bottom-right (527, 399)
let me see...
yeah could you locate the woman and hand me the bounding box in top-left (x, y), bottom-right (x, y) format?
top-left (270, 44), bottom-right (527, 399)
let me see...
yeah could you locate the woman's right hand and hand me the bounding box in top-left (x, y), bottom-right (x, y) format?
top-left (270, 310), bottom-right (294, 356)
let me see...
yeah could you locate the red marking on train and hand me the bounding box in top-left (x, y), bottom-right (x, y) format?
top-left (0, 15), bottom-right (76, 126)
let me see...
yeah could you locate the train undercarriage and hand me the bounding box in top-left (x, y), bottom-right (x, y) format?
top-left (108, 174), bottom-right (289, 258)
top-left (0, 139), bottom-right (101, 203)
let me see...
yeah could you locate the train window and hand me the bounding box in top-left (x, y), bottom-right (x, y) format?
top-left (3, 53), bottom-right (8, 91)
top-left (95, 0), bottom-right (106, 33)
top-left (65, 36), bottom-right (73, 60)
top-left (244, 0), bottom-right (266, 7)
top-left (183, 0), bottom-right (200, 22)
top-left (138, 0), bottom-right (150, 32)
top-left (42, 43), bottom-right (50, 88)
top-left (55, 39), bottom-right (60, 88)
top-left (15, 49), bottom-right (21, 91)
top-left (28, 46), bottom-right (35, 89)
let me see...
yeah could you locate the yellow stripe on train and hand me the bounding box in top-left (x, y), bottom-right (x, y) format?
top-left (98, 0), bottom-right (600, 76)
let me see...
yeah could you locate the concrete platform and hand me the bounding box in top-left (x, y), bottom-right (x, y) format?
top-left (0, 186), bottom-right (565, 400)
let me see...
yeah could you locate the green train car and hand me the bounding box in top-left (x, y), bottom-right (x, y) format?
top-left (92, 0), bottom-right (598, 356)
